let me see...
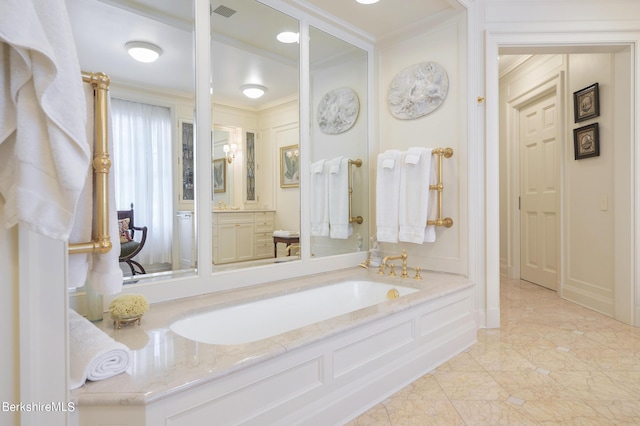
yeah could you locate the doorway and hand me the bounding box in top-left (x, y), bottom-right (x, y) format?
top-left (493, 47), bottom-right (635, 326)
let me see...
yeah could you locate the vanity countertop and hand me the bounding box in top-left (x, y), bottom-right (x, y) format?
top-left (70, 267), bottom-right (473, 406)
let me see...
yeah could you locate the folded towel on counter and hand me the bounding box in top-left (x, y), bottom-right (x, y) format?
top-left (273, 230), bottom-right (299, 238)
top-left (328, 157), bottom-right (352, 239)
top-left (0, 0), bottom-right (90, 240)
top-left (310, 159), bottom-right (329, 237)
top-left (399, 147), bottom-right (433, 243)
top-left (68, 309), bottom-right (131, 390)
top-left (376, 150), bottom-right (402, 243)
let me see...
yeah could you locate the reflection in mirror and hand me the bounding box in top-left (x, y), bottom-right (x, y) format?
top-left (309, 26), bottom-right (369, 258)
top-left (67, 0), bottom-right (197, 285)
top-left (210, 0), bottom-right (301, 272)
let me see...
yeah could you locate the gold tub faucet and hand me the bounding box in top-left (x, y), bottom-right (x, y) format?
top-left (378, 249), bottom-right (408, 278)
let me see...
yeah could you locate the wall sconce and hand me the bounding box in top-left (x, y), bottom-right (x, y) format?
top-left (125, 41), bottom-right (162, 63)
top-left (223, 143), bottom-right (238, 163)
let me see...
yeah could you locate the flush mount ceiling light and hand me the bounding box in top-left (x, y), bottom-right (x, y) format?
top-left (276, 31), bottom-right (299, 43)
top-left (126, 41), bottom-right (162, 63)
top-left (356, 0), bottom-right (379, 4)
top-left (241, 84), bottom-right (266, 99)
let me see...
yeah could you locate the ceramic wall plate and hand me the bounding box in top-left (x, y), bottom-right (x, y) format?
top-left (317, 87), bottom-right (360, 134)
top-left (388, 61), bottom-right (449, 120)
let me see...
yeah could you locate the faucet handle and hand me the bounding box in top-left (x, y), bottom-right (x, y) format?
top-left (377, 263), bottom-right (386, 275)
top-left (388, 263), bottom-right (396, 276)
top-left (413, 266), bottom-right (422, 280)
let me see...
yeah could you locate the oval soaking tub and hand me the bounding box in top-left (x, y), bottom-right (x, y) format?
top-left (170, 280), bottom-right (418, 345)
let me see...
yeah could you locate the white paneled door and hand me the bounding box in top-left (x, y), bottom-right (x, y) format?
top-left (520, 92), bottom-right (560, 290)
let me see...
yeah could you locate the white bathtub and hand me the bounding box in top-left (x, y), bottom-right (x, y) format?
top-left (170, 280), bottom-right (418, 345)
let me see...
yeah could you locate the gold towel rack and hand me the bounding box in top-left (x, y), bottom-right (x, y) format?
top-left (68, 72), bottom-right (112, 254)
top-left (348, 158), bottom-right (364, 224)
top-left (427, 148), bottom-right (454, 228)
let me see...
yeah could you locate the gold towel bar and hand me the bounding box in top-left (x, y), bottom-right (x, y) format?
top-left (348, 158), bottom-right (363, 224)
top-left (68, 72), bottom-right (112, 254)
top-left (427, 148), bottom-right (454, 228)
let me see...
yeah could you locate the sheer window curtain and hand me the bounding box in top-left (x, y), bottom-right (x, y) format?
top-left (111, 98), bottom-right (173, 268)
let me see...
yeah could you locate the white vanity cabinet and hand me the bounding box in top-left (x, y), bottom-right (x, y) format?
top-left (254, 211), bottom-right (275, 259)
top-left (212, 211), bottom-right (275, 264)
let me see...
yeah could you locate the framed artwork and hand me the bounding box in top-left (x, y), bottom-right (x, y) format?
top-left (573, 123), bottom-right (600, 160)
top-left (280, 144), bottom-right (299, 188)
top-left (573, 83), bottom-right (599, 123)
top-left (213, 158), bottom-right (226, 193)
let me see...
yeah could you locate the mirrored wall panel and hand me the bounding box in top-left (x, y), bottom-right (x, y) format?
top-left (67, 0), bottom-right (197, 285)
top-left (309, 26), bottom-right (369, 258)
top-left (210, 0), bottom-right (301, 271)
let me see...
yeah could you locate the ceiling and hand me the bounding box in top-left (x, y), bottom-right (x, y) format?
top-left (290, 0), bottom-right (460, 40)
top-left (67, 0), bottom-right (461, 109)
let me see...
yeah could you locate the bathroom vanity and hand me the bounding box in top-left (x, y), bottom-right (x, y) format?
top-left (212, 210), bottom-right (275, 264)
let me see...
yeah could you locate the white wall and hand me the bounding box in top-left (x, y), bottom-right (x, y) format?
top-left (258, 100), bottom-right (300, 234)
top-left (376, 13), bottom-right (468, 275)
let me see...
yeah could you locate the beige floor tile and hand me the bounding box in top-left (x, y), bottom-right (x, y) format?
top-left (353, 278), bottom-right (640, 425)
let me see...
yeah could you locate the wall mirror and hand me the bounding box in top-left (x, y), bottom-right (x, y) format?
top-left (67, 0), bottom-right (198, 285)
top-left (309, 26), bottom-right (369, 258)
top-left (210, 0), bottom-right (301, 272)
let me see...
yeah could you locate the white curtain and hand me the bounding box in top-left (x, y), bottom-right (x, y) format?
top-left (111, 98), bottom-right (173, 266)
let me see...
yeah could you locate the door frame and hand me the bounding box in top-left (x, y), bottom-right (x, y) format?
top-left (507, 71), bottom-right (564, 287)
top-left (486, 32), bottom-right (638, 327)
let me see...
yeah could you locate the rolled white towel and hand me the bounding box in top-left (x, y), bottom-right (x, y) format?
top-left (273, 230), bottom-right (299, 238)
top-left (68, 309), bottom-right (131, 390)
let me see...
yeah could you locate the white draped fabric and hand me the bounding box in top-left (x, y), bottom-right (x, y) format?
top-left (111, 98), bottom-right (173, 266)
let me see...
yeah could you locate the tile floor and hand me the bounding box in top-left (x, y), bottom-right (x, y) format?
top-left (348, 277), bottom-right (640, 425)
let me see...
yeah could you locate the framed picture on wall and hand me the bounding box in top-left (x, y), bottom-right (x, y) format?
top-left (573, 123), bottom-right (600, 160)
top-left (213, 158), bottom-right (226, 193)
top-left (280, 145), bottom-right (300, 188)
top-left (573, 83), bottom-right (600, 122)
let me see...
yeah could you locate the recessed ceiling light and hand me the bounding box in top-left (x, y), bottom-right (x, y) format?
top-left (356, 0), bottom-right (380, 4)
top-left (241, 84), bottom-right (266, 99)
top-left (276, 32), bottom-right (299, 43)
top-left (125, 41), bottom-right (162, 63)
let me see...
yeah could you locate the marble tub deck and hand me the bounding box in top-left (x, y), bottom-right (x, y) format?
top-left (350, 277), bottom-right (640, 425)
top-left (71, 267), bottom-right (473, 407)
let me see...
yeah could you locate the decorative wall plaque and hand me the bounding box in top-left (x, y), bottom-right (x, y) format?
top-left (388, 61), bottom-right (449, 120)
top-left (317, 87), bottom-right (359, 134)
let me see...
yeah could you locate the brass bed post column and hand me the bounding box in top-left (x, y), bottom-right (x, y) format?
top-left (69, 72), bottom-right (112, 254)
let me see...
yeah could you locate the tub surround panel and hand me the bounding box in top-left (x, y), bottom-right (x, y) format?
top-left (333, 321), bottom-right (414, 378)
top-left (71, 268), bottom-right (475, 425)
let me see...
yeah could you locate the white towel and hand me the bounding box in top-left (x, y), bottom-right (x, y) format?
top-left (273, 230), bottom-right (299, 238)
top-left (328, 157), bottom-right (352, 239)
top-left (87, 94), bottom-right (123, 295)
top-left (399, 148), bottom-right (433, 244)
top-left (424, 155), bottom-right (438, 243)
top-left (0, 0), bottom-right (90, 240)
top-left (310, 159), bottom-right (329, 237)
top-left (68, 84), bottom-right (95, 288)
top-left (376, 150), bottom-right (402, 243)
top-left (68, 309), bottom-right (131, 390)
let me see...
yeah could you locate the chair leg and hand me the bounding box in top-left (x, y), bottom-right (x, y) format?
top-left (129, 260), bottom-right (146, 275)
top-left (125, 260), bottom-right (135, 276)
